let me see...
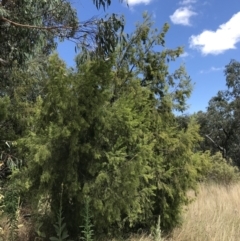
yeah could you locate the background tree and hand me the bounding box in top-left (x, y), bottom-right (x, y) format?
top-left (196, 59), bottom-right (240, 166)
top-left (0, 0), bottom-right (125, 91)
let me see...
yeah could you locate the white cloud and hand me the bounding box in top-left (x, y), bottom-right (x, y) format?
top-left (170, 7), bottom-right (197, 26)
top-left (200, 66), bottom-right (223, 74)
top-left (126, 0), bottom-right (152, 6)
top-left (189, 12), bottom-right (240, 55)
top-left (179, 0), bottom-right (197, 5)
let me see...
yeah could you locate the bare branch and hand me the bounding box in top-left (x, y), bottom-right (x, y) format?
top-left (0, 57), bottom-right (8, 65)
top-left (1, 16), bottom-right (74, 30)
top-left (205, 134), bottom-right (227, 158)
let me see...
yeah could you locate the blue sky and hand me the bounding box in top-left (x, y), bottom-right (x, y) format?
top-left (58, 0), bottom-right (240, 113)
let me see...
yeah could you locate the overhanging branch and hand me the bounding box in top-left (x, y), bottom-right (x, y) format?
top-left (1, 16), bottom-right (74, 30)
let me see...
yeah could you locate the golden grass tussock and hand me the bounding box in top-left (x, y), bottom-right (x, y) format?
top-left (126, 182), bottom-right (240, 241)
top-left (168, 182), bottom-right (240, 241)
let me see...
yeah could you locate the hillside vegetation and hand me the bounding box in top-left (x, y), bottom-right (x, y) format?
top-left (1, 0), bottom-right (240, 240)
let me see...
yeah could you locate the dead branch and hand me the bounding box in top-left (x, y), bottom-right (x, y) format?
top-left (205, 134), bottom-right (227, 158)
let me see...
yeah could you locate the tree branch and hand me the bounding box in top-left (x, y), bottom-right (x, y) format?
top-left (1, 16), bottom-right (74, 30)
top-left (205, 134), bottom-right (226, 158)
top-left (0, 57), bottom-right (8, 65)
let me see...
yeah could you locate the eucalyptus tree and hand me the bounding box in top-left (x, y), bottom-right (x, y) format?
top-left (196, 60), bottom-right (240, 166)
top-left (0, 0), bottom-right (125, 92)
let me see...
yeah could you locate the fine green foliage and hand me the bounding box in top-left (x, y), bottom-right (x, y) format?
top-left (0, 0), bottom-right (221, 239)
top-left (206, 152), bottom-right (240, 185)
top-left (5, 13), bottom-right (211, 240)
top-left (0, 0), bottom-right (125, 189)
top-left (149, 118), bottom-right (208, 231)
top-left (0, 97), bottom-right (9, 122)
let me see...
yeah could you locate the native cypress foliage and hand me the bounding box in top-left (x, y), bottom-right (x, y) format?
top-left (17, 54), bottom-right (156, 237)
top-left (0, 97), bottom-right (9, 121)
top-left (83, 79), bottom-right (156, 233)
top-left (13, 15), bottom-right (210, 239)
top-left (87, 14), bottom-right (202, 231)
top-left (0, 56), bottom-right (48, 183)
top-left (149, 116), bottom-right (207, 231)
top-left (16, 54), bottom-right (114, 237)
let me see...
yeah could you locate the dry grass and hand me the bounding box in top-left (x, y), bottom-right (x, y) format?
top-left (167, 182), bottom-right (240, 241)
top-left (127, 182), bottom-right (240, 241)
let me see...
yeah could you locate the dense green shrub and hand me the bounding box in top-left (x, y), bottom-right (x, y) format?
top-left (6, 15), bottom-right (212, 239)
top-left (206, 152), bottom-right (240, 185)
